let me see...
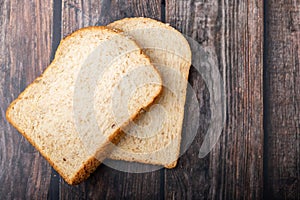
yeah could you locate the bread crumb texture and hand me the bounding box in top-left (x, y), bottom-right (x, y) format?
top-left (107, 18), bottom-right (192, 168)
top-left (6, 26), bottom-right (162, 184)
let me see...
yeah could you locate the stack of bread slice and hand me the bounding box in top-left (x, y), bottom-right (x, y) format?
top-left (6, 18), bottom-right (191, 185)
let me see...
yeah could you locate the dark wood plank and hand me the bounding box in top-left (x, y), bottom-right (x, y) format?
top-left (0, 0), bottom-right (54, 199)
top-left (264, 0), bottom-right (300, 199)
top-left (61, 0), bottom-right (162, 37)
top-left (165, 0), bottom-right (264, 199)
top-left (60, 0), bottom-right (163, 199)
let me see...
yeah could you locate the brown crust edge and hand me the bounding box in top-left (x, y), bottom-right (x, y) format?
top-left (108, 17), bottom-right (192, 61)
top-left (69, 83), bottom-right (162, 184)
top-left (5, 25), bottom-right (163, 185)
top-left (107, 17), bottom-right (192, 169)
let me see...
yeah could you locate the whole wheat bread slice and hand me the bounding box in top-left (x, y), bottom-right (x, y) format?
top-left (6, 26), bottom-right (162, 184)
top-left (107, 18), bottom-right (192, 168)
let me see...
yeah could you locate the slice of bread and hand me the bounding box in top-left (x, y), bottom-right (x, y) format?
top-left (6, 26), bottom-right (162, 184)
top-left (107, 18), bottom-right (192, 168)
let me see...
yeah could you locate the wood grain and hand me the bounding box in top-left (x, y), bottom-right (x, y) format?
top-left (1, 0), bottom-right (299, 199)
top-left (0, 0), bottom-right (54, 199)
top-left (61, 0), bottom-right (162, 37)
top-left (165, 0), bottom-right (264, 199)
top-left (264, 0), bottom-right (300, 199)
top-left (60, 0), bottom-right (163, 199)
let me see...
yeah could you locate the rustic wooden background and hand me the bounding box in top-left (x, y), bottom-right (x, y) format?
top-left (0, 0), bottom-right (299, 199)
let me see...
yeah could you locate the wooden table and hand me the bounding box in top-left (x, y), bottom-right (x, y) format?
top-left (0, 0), bottom-right (299, 199)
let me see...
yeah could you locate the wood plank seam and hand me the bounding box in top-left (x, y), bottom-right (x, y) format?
top-left (161, 0), bottom-right (166, 22)
top-left (263, 0), bottom-right (269, 199)
top-left (48, 0), bottom-right (62, 199)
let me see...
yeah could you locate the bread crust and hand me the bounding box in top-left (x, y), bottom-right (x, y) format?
top-left (6, 25), bottom-right (162, 185)
top-left (107, 17), bottom-right (192, 169)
